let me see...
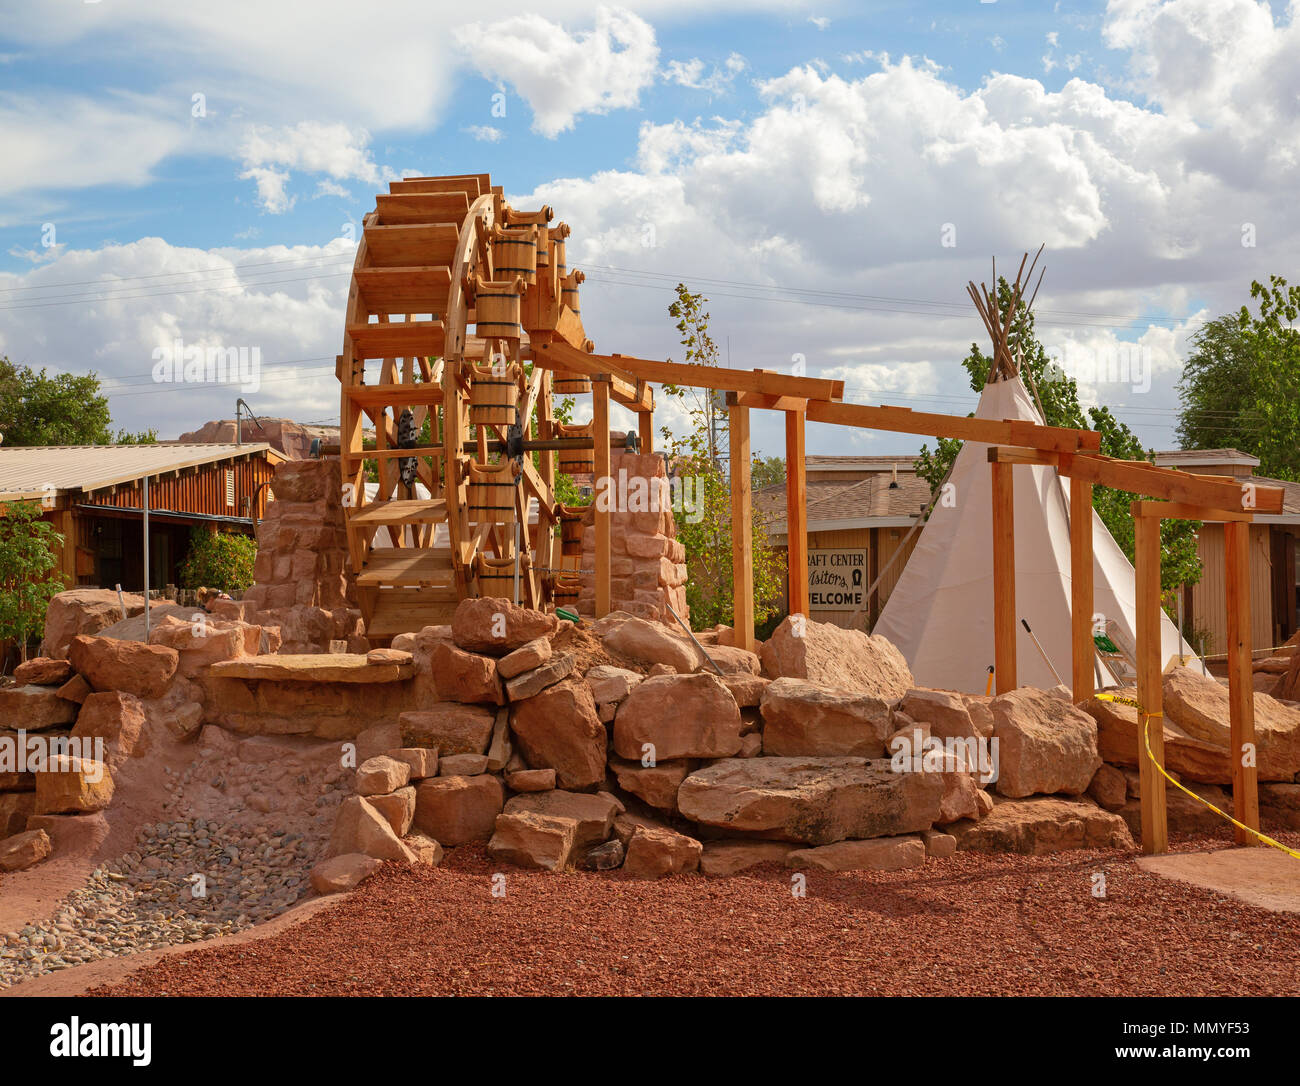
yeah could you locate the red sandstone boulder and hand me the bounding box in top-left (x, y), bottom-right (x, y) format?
top-left (497, 637), bottom-right (552, 679)
top-left (413, 774), bottom-right (504, 845)
top-left (759, 677), bottom-right (894, 758)
top-left (367, 786), bottom-right (417, 836)
top-left (505, 767), bottom-right (556, 792)
top-left (504, 653), bottom-right (575, 701)
top-left (68, 635), bottom-right (179, 699)
top-left (1087, 764), bottom-right (1128, 812)
top-left (602, 616), bottom-right (703, 673)
top-left (385, 747), bottom-right (439, 780)
top-left (613, 673), bottom-right (742, 761)
top-left (0, 828), bottom-right (52, 872)
top-left (787, 835), bottom-right (925, 872)
top-left (622, 825), bottom-right (702, 878)
top-left (759, 616), bottom-right (912, 699)
top-left (509, 679), bottom-right (606, 790)
top-left (699, 840), bottom-right (797, 876)
top-left (431, 640), bottom-right (504, 704)
top-left (677, 756), bottom-right (944, 845)
top-left (71, 691), bottom-right (146, 770)
top-left (310, 853), bottom-right (382, 894)
top-left (451, 597), bottom-right (559, 655)
top-left (586, 664), bottom-right (642, 703)
top-left (901, 689), bottom-right (979, 740)
top-left (34, 755), bottom-right (114, 814)
top-left (487, 810), bottom-right (579, 871)
top-left (609, 756), bottom-right (693, 812)
top-left (0, 684), bottom-right (78, 730)
top-left (327, 796), bottom-right (416, 862)
top-left (399, 704), bottom-right (495, 754)
top-left (12, 658), bottom-right (73, 686)
top-left (1164, 667), bottom-right (1300, 780)
top-left (39, 589), bottom-right (148, 659)
top-left (504, 790), bottom-right (618, 848)
top-left (990, 688), bottom-right (1101, 798)
top-left (0, 792), bottom-right (36, 836)
top-left (1085, 692), bottom-right (1233, 784)
top-left (947, 795), bottom-right (1133, 854)
top-left (356, 755), bottom-right (411, 796)
top-left (704, 645), bottom-right (761, 675)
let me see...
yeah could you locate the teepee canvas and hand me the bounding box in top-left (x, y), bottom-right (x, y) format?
top-left (873, 374), bottom-right (1194, 694)
top-left (874, 251), bottom-right (1193, 694)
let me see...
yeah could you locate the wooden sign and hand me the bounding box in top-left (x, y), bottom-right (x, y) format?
top-left (808, 548), bottom-right (867, 610)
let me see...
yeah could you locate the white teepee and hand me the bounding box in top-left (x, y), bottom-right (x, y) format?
top-left (874, 374), bottom-right (1194, 694)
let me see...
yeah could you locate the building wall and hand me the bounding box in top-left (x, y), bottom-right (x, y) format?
top-left (1186, 523), bottom-right (1276, 656)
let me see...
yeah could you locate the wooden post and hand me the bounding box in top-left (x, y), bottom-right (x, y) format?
top-left (638, 410), bottom-right (653, 455)
top-left (785, 408), bottom-right (809, 619)
top-left (991, 460), bottom-right (1017, 693)
top-left (1134, 512), bottom-right (1169, 854)
top-left (1070, 478), bottom-right (1095, 703)
top-left (729, 404), bottom-right (754, 652)
top-left (1224, 519), bottom-right (1260, 844)
top-left (593, 377), bottom-right (611, 618)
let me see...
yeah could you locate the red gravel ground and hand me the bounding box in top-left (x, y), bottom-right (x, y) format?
top-left (88, 832), bottom-right (1300, 998)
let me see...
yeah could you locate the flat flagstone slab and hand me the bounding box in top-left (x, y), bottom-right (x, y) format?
top-left (209, 654), bottom-right (413, 684)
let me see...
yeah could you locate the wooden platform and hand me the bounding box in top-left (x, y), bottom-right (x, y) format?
top-left (209, 654), bottom-right (414, 683)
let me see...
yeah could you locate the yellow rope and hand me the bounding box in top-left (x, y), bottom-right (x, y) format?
top-left (1095, 693), bottom-right (1300, 860)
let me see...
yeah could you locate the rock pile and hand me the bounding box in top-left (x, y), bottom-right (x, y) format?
top-left (313, 603), bottom-right (1153, 880)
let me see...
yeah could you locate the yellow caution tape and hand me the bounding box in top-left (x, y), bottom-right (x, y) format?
top-left (1095, 693), bottom-right (1300, 860)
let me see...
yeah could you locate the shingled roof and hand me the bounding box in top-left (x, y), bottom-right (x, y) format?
top-left (757, 470), bottom-right (931, 539)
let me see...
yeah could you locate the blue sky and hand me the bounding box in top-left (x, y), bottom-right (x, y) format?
top-left (1, 0), bottom-right (1296, 457)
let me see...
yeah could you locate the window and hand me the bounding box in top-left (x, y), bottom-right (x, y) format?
top-left (225, 469), bottom-right (235, 508)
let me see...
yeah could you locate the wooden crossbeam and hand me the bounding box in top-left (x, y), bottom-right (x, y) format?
top-left (539, 341), bottom-right (845, 402)
top-left (816, 402), bottom-right (1100, 453)
top-left (989, 447), bottom-right (1285, 514)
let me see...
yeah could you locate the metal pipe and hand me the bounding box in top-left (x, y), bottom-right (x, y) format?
top-left (142, 474), bottom-right (151, 640)
top-left (662, 598), bottom-right (724, 677)
top-left (1021, 617), bottom-right (1063, 686)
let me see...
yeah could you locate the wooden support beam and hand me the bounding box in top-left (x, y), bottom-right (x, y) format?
top-left (1134, 513), bottom-right (1169, 855)
top-left (593, 378), bottom-right (612, 618)
top-left (725, 391), bottom-right (810, 413)
top-left (991, 460), bottom-right (1017, 694)
top-left (1060, 452), bottom-right (1283, 515)
top-left (1070, 478), bottom-right (1095, 705)
top-left (1224, 519), bottom-right (1261, 845)
top-left (729, 404), bottom-right (755, 652)
top-left (816, 402), bottom-right (1100, 453)
top-left (540, 340), bottom-right (845, 402)
top-left (785, 408), bottom-right (809, 619)
top-left (638, 410), bottom-right (654, 455)
top-left (1130, 501), bottom-right (1252, 523)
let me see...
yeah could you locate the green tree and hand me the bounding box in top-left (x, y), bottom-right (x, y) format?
top-left (1176, 277), bottom-right (1300, 481)
top-left (658, 285), bottom-right (785, 632)
top-left (751, 455), bottom-right (786, 490)
top-left (179, 528), bottom-right (257, 593)
top-left (0, 357), bottom-right (157, 446)
top-left (0, 501), bottom-right (67, 662)
top-left (916, 279), bottom-right (1200, 594)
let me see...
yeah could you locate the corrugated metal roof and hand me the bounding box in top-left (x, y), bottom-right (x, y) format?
top-left (0, 443), bottom-right (282, 500)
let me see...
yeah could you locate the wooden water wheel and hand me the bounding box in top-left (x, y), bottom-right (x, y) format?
top-left (337, 173), bottom-right (604, 643)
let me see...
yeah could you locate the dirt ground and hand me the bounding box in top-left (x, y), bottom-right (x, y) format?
top-left (34, 829), bottom-right (1297, 998)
